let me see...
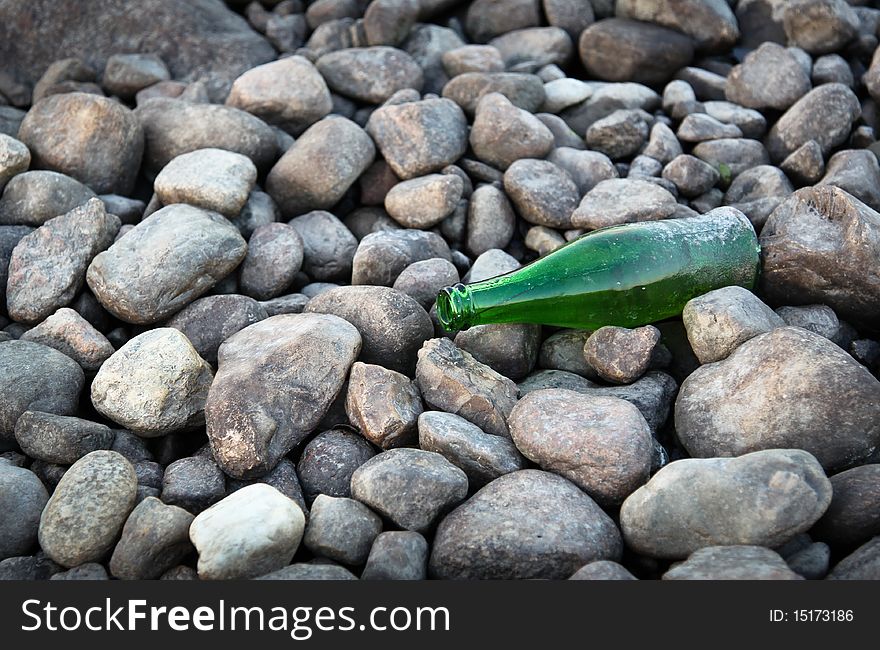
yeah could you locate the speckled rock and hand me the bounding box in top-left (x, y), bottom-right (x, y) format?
top-left (297, 428), bottom-right (377, 502)
top-left (226, 56), bottom-right (332, 135)
top-left (351, 229), bottom-right (451, 286)
top-left (165, 294), bottom-right (268, 367)
top-left (759, 186), bottom-right (880, 329)
top-left (38, 450), bottom-right (138, 567)
top-left (0, 463), bottom-right (48, 560)
top-left (663, 546), bottom-right (802, 580)
top-left (91, 328), bottom-right (213, 437)
top-left (0, 341), bottom-right (84, 445)
top-left (572, 179), bottom-right (677, 229)
top-left (154, 148), bottom-right (257, 218)
top-left (14, 411), bottom-right (114, 465)
top-left (135, 98), bottom-right (278, 173)
top-left (0, 171), bottom-right (96, 227)
top-left (109, 497), bottom-right (194, 580)
top-left (289, 210), bottom-right (359, 282)
top-left (266, 116), bottom-right (375, 217)
top-left (366, 98), bottom-right (469, 179)
top-left (303, 495), bottom-right (383, 565)
top-left (239, 223), bottom-right (304, 300)
top-left (206, 314), bottom-right (361, 479)
top-left (361, 531), bottom-right (428, 580)
top-left (418, 410), bottom-right (526, 487)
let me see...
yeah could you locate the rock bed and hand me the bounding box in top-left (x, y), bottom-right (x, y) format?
top-left (1, 0), bottom-right (880, 581)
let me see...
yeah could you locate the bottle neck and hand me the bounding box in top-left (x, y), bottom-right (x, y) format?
top-left (436, 283), bottom-right (477, 331)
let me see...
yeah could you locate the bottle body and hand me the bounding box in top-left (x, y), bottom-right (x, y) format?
top-left (437, 209), bottom-right (761, 331)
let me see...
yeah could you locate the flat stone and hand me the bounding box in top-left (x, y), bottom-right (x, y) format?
top-left (87, 204), bottom-right (246, 324)
top-left (266, 116), bottom-right (375, 217)
top-left (154, 148), bottom-right (257, 218)
top-left (418, 410), bottom-right (526, 487)
top-left (441, 45), bottom-right (505, 76)
top-left (190, 483), bottom-right (305, 580)
top-left (6, 198), bottom-right (119, 324)
top-left (364, 0), bottom-right (420, 47)
top-left (226, 56), bottom-right (332, 135)
top-left (103, 53), bottom-right (170, 98)
top-left (109, 497), bottom-right (194, 580)
top-left (39, 450), bottom-right (138, 567)
top-left (350, 448), bottom-right (468, 533)
top-left (682, 286), bottom-right (785, 364)
top-left (677, 113), bottom-right (742, 142)
top-left (430, 469), bottom-right (622, 579)
top-left (18, 92), bottom-right (143, 195)
top-left (415, 337), bottom-right (519, 438)
top-left (509, 389), bottom-right (652, 505)
top-left (620, 449), bottom-right (832, 559)
top-left (135, 98), bottom-right (278, 173)
top-left (14, 411), bottom-right (113, 465)
top-left (662, 154), bottom-right (719, 197)
top-left (675, 327), bottom-right (880, 472)
top-left (571, 178), bottom-right (677, 230)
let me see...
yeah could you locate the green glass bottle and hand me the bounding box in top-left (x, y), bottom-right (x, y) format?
top-left (436, 209), bottom-right (761, 331)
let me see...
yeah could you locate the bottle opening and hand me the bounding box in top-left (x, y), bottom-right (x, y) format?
top-left (436, 283), bottom-right (474, 332)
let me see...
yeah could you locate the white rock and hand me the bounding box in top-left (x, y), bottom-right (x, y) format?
top-left (190, 483), bottom-right (305, 580)
top-left (91, 328), bottom-right (213, 437)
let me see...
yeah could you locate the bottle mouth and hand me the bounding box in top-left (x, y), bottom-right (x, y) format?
top-left (436, 283), bottom-right (474, 332)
